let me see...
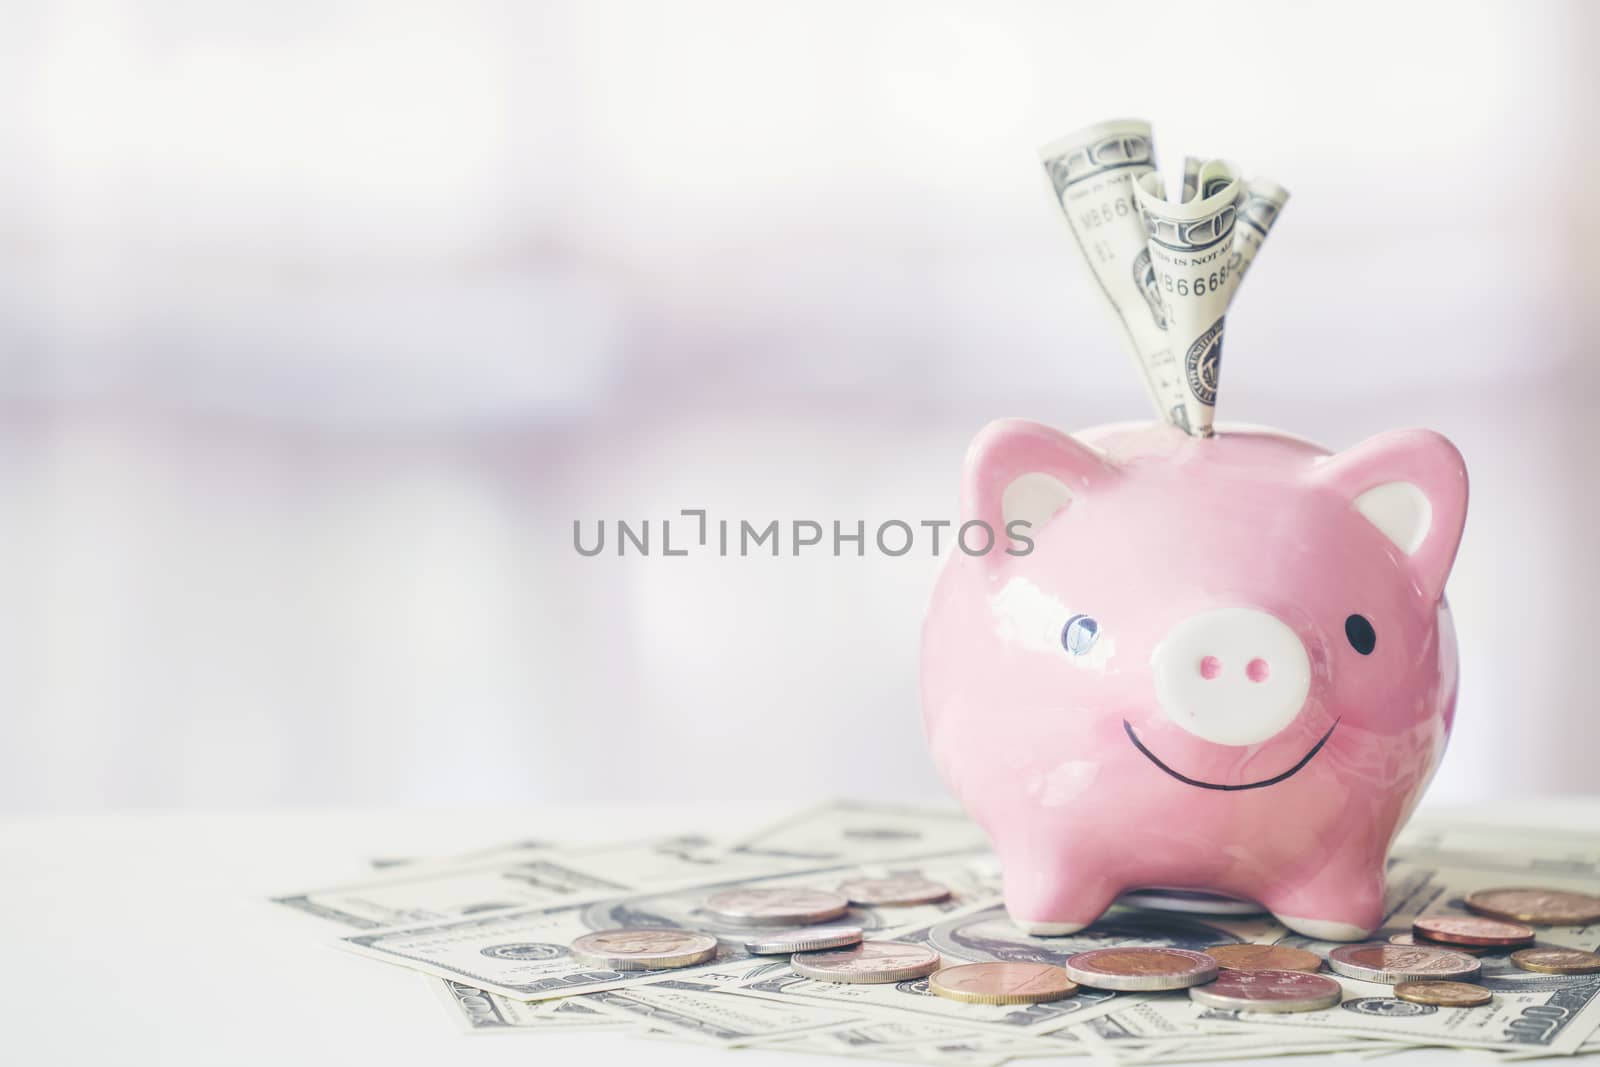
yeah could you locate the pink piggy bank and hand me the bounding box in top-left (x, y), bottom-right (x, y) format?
top-left (921, 420), bottom-right (1468, 941)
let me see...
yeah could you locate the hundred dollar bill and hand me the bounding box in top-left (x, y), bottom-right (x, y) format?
top-left (1187, 972), bottom-right (1600, 1056)
top-left (1040, 119), bottom-right (1192, 429)
top-left (1228, 178), bottom-right (1289, 298)
top-left (367, 838), bottom-right (558, 871)
top-left (1395, 819), bottom-right (1600, 873)
top-left (727, 799), bottom-right (987, 864)
top-left (433, 978), bottom-right (634, 1034)
top-left (1181, 156), bottom-right (1203, 203)
top-left (755, 1017), bottom-right (1002, 1055)
top-left (1174, 859), bottom-right (1600, 1055)
top-left (1067, 1000), bottom-right (1388, 1063)
top-left (334, 851), bottom-right (999, 1001)
top-left (1131, 160), bottom-right (1244, 437)
top-left (317, 801), bottom-right (986, 930)
top-left (764, 1028), bottom-right (1011, 1067)
top-left (762, 1020), bottom-right (1085, 1066)
top-left (731, 897), bottom-right (1289, 1039)
top-left (578, 971), bottom-right (863, 1047)
top-left (274, 834), bottom-right (777, 929)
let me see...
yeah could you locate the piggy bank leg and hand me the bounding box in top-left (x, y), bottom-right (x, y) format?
top-left (1257, 862), bottom-right (1386, 942)
top-left (1000, 846), bottom-right (1120, 936)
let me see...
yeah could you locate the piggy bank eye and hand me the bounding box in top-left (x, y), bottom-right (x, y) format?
top-left (1061, 614), bottom-right (1100, 655)
top-left (1345, 614), bottom-right (1377, 655)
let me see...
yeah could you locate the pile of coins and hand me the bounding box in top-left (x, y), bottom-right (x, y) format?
top-left (569, 880), bottom-right (1600, 1013)
top-left (571, 877), bottom-right (956, 984)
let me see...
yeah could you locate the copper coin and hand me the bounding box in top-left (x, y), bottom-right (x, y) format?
top-left (1063, 947), bottom-right (1219, 991)
top-left (929, 963), bottom-right (1079, 1005)
top-left (569, 928), bottom-right (718, 970)
top-left (1413, 915), bottom-right (1535, 946)
top-left (1394, 980), bottom-right (1493, 1007)
top-left (1189, 969), bottom-right (1343, 1013)
top-left (837, 876), bottom-right (952, 907)
top-left (704, 888), bottom-right (849, 926)
top-left (1509, 947), bottom-right (1600, 975)
top-left (1327, 943), bottom-right (1480, 984)
top-left (1389, 932), bottom-right (1490, 957)
top-left (790, 941), bottom-right (943, 984)
top-left (1204, 943), bottom-right (1324, 973)
top-left (1465, 888), bottom-right (1600, 926)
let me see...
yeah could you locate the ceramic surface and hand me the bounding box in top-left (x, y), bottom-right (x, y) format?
top-left (920, 419), bottom-right (1469, 941)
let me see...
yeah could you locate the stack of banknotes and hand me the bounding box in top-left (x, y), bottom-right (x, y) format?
top-left (1041, 117), bottom-right (1290, 437)
top-left (271, 801), bottom-right (1600, 1064)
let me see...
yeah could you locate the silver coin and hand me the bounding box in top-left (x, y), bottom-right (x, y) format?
top-left (1327, 943), bottom-right (1480, 985)
top-left (569, 928), bottom-right (718, 971)
top-left (704, 888), bottom-right (849, 926)
top-left (1189, 968), bottom-right (1343, 1013)
top-left (745, 924), bottom-right (864, 955)
top-left (790, 940), bottom-right (943, 984)
top-left (1063, 947), bottom-right (1220, 991)
top-left (837, 876), bottom-right (952, 907)
top-left (1118, 887), bottom-right (1267, 916)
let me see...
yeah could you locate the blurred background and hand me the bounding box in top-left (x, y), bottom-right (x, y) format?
top-left (1, 0), bottom-right (1595, 814)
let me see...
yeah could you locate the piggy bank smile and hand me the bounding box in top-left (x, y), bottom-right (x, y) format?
top-left (1127, 604), bottom-right (1336, 790)
top-left (922, 419), bottom-right (1467, 942)
top-left (1121, 717), bottom-right (1340, 792)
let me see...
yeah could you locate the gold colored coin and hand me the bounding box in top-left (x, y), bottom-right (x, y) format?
top-left (1509, 947), bottom-right (1600, 975)
top-left (1204, 943), bottom-right (1324, 973)
top-left (1393, 980), bottom-right (1492, 1008)
top-left (1464, 888), bottom-right (1600, 926)
top-left (929, 963), bottom-right (1079, 1005)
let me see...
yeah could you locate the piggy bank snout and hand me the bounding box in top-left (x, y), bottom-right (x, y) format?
top-left (1150, 608), bottom-right (1312, 746)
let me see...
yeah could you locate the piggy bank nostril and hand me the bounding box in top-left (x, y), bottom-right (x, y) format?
top-left (1152, 608), bottom-right (1312, 746)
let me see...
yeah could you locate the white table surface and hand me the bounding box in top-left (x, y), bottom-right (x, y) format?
top-left (4, 799), bottom-right (1597, 1067)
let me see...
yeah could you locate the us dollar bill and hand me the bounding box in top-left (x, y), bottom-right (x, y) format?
top-left (314, 801), bottom-right (986, 931)
top-left (433, 978), bottom-right (633, 1033)
top-left (274, 835), bottom-right (771, 929)
top-left (1180, 156), bottom-right (1202, 203)
top-left (727, 799), bottom-right (988, 864)
top-left (1394, 819), bottom-right (1600, 873)
top-left (731, 897), bottom-right (1288, 1039)
top-left (766, 1020), bottom-right (1085, 1066)
top-left (1229, 178), bottom-right (1289, 299)
top-left (1067, 1000), bottom-right (1386, 1063)
top-left (1188, 973), bottom-right (1600, 1056)
top-left (1040, 119), bottom-right (1193, 429)
top-left (1173, 859), bottom-right (1600, 1055)
top-left (578, 971), bottom-right (863, 1047)
top-left (335, 851), bottom-right (999, 1001)
top-left (1131, 160), bottom-right (1244, 437)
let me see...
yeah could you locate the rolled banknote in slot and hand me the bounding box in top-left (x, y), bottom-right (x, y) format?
top-left (1039, 119), bottom-right (1191, 430)
top-left (1181, 156), bottom-right (1202, 203)
top-left (1132, 160), bottom-right (1243, 437)
top-left (1229, 178), bottom-right (1290, 297)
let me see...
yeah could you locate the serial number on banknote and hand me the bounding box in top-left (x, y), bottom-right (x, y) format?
top-left (1159, 268), bottom-right (1231, 297)
top-left (1076, 197), bottom-right (1137, 228)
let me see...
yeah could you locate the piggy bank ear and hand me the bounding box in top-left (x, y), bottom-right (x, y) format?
top-left (961, 419), bottom-right (1117, 553)
top-left (1308, 429), bottom-right (1468, 603)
